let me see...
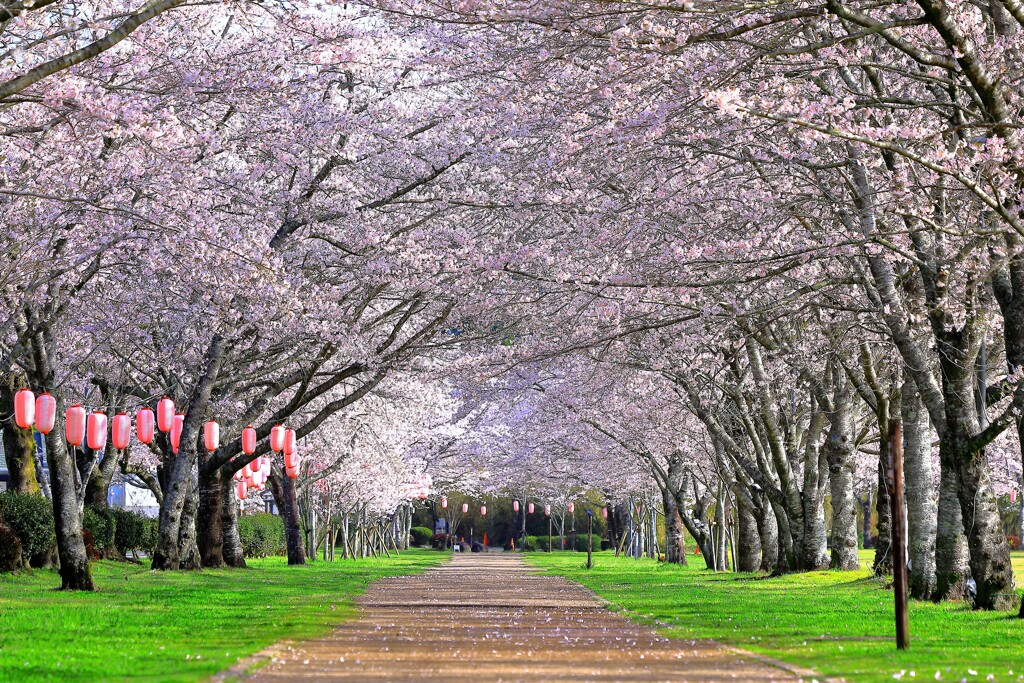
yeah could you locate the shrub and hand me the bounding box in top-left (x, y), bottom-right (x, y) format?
top-left (238, 513), bottom-right (285, 558)
top-left (0, 491), bottom-right (54, 559)
top-left (83, 507), bottom-right (116, 552)
top-left (110, 508), bottom-right (152, 556)
top-left (572, 534), bottom-right (602, 552)
top-left (410, 526), bottom-right (433, 547)
top-left (0, 517), bottom-right (22, 571)
top-left (1008, 535), bottom-right (1021, 551)
top-left (141, 516), bottom-right (160, 554)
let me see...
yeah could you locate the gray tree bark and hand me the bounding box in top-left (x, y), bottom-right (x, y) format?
top-left (736, 495), bottom-right (761, 572)
top-left (901, 379), bottom-right (938, 599)
top-left (823, 379), bottom-right (860, 570)
top-left (934, 463), bottom-right (971, 601)
top-left (220, 474), bottom-right (246, 568)
top-left (152, 335), bottom-right (227, 570)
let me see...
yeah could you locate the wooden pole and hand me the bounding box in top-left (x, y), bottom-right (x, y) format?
top-left (587, 511), bottom-right (593, 569)
top-left (888, 419), bottom-right (910, 650)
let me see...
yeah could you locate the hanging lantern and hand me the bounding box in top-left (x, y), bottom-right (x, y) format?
top-left (513, 500), bottom-right (520, 513)
top-left (170, 413), bottom-right (184, 454)
top-left (441, 496), bottom-right (448, 509)
top-left (462, 503), bottom-right (468, 514)
top-left (481, 505), bottom-right (487, 516)
top-left (111, 413), bottom-right (131, 450)
top-left (245, 458), bottom-right (257, 476)
top-left (602, 507), bottom-right (608, 519)
top-left (233, 468), bottom-right (243, 482)
top-left (14, 389), bottom-right (35, 429)
top-left (241, 426), bottom-right (257, 455)
top-left (260, 458), bottom-right (270, 476)
top-left (236, 481), bottom-right (247, 500)
top-left (35, 394), bottom-right (56, 435)
top-left (544, 504), bottom-right (551, 516)
top-left (528, 502), bottom-right (535, 514)
top-left (283, 428), bottom-right (297, 455)
top-left (269, 424), bottom-right (285, 452)
top-left (1012, 488), bottom-right (1018, 504)
top-left (65, 404), bottom-right (86, 446)
top-left (284, 450), bottom-right (299, 468)
top-left (157, 397), bottom-right (175, 433)
top-left (87, 411), bottom-right (108, 451)
top-left (136, 407), bottom-right (155, 444)
top-left (568, 502), bottom-right (575, 514)
top-left (203, 420), bottom-right (220, 452)
top-left (286, 464), bottom-right (299, 479)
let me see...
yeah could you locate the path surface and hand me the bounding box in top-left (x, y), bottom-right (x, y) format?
top-left (237, 553), bottom-right (802, 682)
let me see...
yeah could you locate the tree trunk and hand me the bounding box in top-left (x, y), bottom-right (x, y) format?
top-left (860, 492), bottom-right (873, 548)
top-left (84, 443), bottom-right (120, 509)
top-left (177, 476), bottom-right (201, 570)
top-left (873, 455), bottom-right (893, 576)
top-left (43, 426), bottom-right (93, 590)
top-left (272, 472), bottom-right (306, 565)
top-left (152, 336), bottom-right (227, 570)
top-left (221, 473), bottom-right (246, 568)
top-left (736, 495), bottom-right (761, 572)
top-left (949, 440), bottom-right (1014, 609)
top-left (1, 374), bottom-right (40, 495)
top-left (824, 392), bottom-right (859, 570)
top-left (661, 486), bottom-right (687, 565)
top-left (755, 496), bottom-right (780, 574)
top-left (934, 461), bottom-right (971, 601)
top-left (902, 379), bottom-right (938, 599)
top-left (198, 467), bottom-right (225, 568)
top-left (714, 487), bottom-right (728, 571)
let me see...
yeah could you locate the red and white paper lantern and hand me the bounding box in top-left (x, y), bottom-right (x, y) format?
top-left (35, 394), bottom-right (56, 435)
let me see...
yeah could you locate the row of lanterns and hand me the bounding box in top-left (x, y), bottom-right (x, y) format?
top-left (436, 496), bottom-right (608, 519)
top-left (13, 391), bottom-right (302, 496)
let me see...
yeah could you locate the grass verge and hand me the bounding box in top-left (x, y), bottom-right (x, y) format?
top-left (526, 549), bottom-right (1024, 683)
top-left (0, 549), bottom-right (447, 683)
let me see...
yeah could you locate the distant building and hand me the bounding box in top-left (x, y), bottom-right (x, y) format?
top-left (107, 475), bottom-right (160, 517)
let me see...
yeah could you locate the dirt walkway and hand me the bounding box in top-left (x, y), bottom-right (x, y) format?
top-left (233, 553), bottom-right (802, 682)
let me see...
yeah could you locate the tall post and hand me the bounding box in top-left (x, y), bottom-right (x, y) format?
top-left (888, 419), bottom-right (910, 650)
top-left (586, 509), bottom-right (594, 569)
top-left (548, 516), bottom-right (552, 553)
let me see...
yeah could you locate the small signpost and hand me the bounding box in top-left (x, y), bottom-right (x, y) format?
top-left (887, 419), bottom-right (910, 650)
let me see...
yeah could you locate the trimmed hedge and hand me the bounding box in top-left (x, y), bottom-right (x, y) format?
top-left (238, 513), bottom-right (285, 558)
top-left (523, 534), bottom-right (601, 552)
top-left (410, 526), bottom-right (433, 547)
top-left (83, 507), bottom-right (116, 552)
top-left (111, 508), bottom-right (158, 556)
top-left (0, 491), bottom-right (54, 559)
top-left (572, 533), bottom-right (602, 552)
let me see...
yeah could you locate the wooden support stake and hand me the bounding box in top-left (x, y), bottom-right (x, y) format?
top-left (888, 419), bottom-right (910, 650)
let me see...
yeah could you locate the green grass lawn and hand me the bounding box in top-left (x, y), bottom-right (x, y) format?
top-left (0, 549), bottom-right (447, 683)
top-left (527, 549), bottom-right (1024, 683)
